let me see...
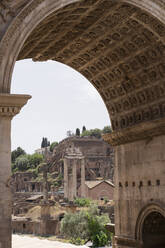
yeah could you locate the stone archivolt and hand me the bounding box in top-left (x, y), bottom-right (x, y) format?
top-left (9, 0), bottom-right (165, 144)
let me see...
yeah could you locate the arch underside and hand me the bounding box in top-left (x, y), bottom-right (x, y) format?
top-left (142, 212), bottom-right (165, 247)
top-left (17, 0), bottom-right (165, 144)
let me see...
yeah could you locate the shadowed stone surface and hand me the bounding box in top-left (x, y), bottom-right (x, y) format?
top-left (1, 1), bottom-right (165, 247)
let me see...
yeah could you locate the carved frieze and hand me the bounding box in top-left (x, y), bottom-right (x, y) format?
top-left (0, 1), bottom-right (15, 23)
top-left (103, 116), bottom-right (165, 146)
top-left (1, 0), bottom-right (165, 144)
top-left (0, 106), bottom-right (20, 117)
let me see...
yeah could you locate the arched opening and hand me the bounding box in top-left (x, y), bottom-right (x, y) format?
top-left (142, 211), bottom-right (165, 248)
top-left (11, 59), bottom-right (109, 152)
top-left (1, 1), bottom-right (165, 247)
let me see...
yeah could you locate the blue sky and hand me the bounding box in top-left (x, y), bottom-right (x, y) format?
top-left (11, 59), bottom-right (110, 154)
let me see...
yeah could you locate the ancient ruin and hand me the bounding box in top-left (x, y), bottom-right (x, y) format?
top-left (1, 0), bottom-right (165, 247)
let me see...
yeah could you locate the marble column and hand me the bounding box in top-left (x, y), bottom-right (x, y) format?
top-left (72, 159), bottom-right (77, 200)
top-left (64, 158), bottom-right (68, 199)
top-left (81, 158), bottom-right (85, 198)
top-left (0, 94), bottom-right (31, 248)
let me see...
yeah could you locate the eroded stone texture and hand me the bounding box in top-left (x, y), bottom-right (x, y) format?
top-left (114, 135), bottom-right (165, 247)
top-left (1, 1), bottom-right (165, 247)
top-left (0, 94), bottom-right (30, 248)
top-left (14, 0), bottom-right (165, 145)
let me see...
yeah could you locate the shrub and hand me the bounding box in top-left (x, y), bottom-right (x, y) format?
top-left (102, 126), bottom-right (112, 134)
top-left (61, 205), bottom-right (111, 247)
top-left (88, 214), bottom-right (111, 247)
top-left (15, 155), bottom-right (30, 171)
top-left (74, 198), bottom-right (91, 207)
top-left (70, 237), bottom-right (86, 245)
top-left (28, 153), bottom-right (44, 168)
top-left (60, 211), bottom-right (89, 241)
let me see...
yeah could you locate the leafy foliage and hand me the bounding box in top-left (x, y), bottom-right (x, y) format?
top-left (61, 210), bottom-right (89, 240)
top-left (81, 126), bottom-right (112, 138)
top-left (50, 141), bottom-right (58, 152)
top-left (41, 137), bottom-right (50, 148)
top-left (74, 198), bottom-right (91, 207)
top-left (87, 213), bottom-right (111, 247)
top-left (61, 205), bottom-right (111, 247)
top-left (28, 153), bottom-right (44, 168)
top-left (81, 128), bottom-right (102, 139)
top-left (82, 126), bottom-right (86, 133)
top-left (70, 237), bottom-right (86, 245)
top-left (11, 149), bottom-right (44, 173)
top-left (102, 126), bottom-right (112, 134)
top-left (11, 147), bottom-right (26, 163)
top-left (14, 155), bottom-right (30, 172)
top-left (76, 128), bottom-right (80, 136)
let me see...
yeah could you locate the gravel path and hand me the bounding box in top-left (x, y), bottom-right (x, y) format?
top-left (12, 234), bottom-right (88, 248)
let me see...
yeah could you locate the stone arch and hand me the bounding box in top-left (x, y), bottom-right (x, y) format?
top-left (135, 203), bottom-right (165, 244)
top-left (1, 0), bottom-right (165, 145)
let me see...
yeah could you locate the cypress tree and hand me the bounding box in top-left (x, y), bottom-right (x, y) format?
top-left (76, 128), bottom-right (80, 136)
top-left (82, 126), bottom-right (86, 133)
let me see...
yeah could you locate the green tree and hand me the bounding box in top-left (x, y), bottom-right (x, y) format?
top-left (41, 137), bottom-right (50, 148)
top-left (11, 147), bottom-right (26, 163)
top-left (41, 137), bottom-right (45, 148)
top-left (15, 155), bottom-right (29, 171)
top-left (90, 128), bottom-right (102, 138)
top-left (74, 198), bottom-right (91, 207)
top-left (102, 126), bottom-right (112, 134)
top-left (81, 128), bottom-right (102, 139)
top-left (61, 204), bottom-right (111, 246)
top-left (87, 213), bottom-right (110, 247)
top-left (28, 153), bottom-right (44, 168)
top-left (76, 128), bottom-right (80, 136)
top-left (61, 210), bottom-right (89, 241)
top-left (81, 130), bottom-right (91, 137)
top-left (50, 142), bottom-right (58, 152)
top-left (82, 126), bottom-right (86, 133)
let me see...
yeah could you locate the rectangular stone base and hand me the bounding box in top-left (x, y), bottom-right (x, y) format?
top-left (114, 236), bottom-right (142, 248)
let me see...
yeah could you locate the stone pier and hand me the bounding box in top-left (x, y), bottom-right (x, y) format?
top-left (0, 94), bottom-right (31, 248)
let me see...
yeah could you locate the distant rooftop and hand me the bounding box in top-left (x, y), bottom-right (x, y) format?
top-left (85, 180), bottom-right (114, 189)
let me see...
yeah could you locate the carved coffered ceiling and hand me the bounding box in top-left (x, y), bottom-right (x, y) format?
top-left (15, 0), bottom-right (165, 143)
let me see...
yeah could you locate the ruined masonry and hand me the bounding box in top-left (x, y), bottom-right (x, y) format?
top-left (1, 0), bottom-right (165, 247)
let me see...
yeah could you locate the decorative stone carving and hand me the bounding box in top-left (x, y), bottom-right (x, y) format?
top-left (0, 1), bottom-right (15, 23)
top-left (0, 94), bottom-right (31, 118)
top-left (9, 0), bottom-right (165, 146)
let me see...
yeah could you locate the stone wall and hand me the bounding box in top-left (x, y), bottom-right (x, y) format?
top-left (51, 136), bottom-right (114, 182)
top-left (115, 134), bottom-right (165, 244)
top-left (12, 219), bottom-right (60, 236)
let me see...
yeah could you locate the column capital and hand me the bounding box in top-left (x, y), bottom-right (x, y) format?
top-left (0, 94), bottom-right (31, 118)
